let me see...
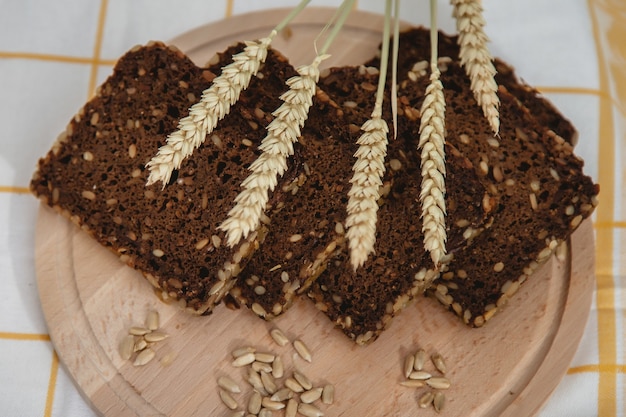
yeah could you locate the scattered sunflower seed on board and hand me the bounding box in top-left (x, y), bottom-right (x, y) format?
top-left (434, 391), bottom-right (446, 413)
top-left (215, 328), bottom-right (334, 416)
top-left (293, 339), bottom-right (313, 363)
top-left (118, 309), bottom-right (169, 367)
top-left (431, 353), bottom-right (447, 374)
top-left (418, 391), bottom-right (434, 408)
top-left (400, 349), bottom-right (451, 413)
top-left (414, 349), bottom-right (427, 371)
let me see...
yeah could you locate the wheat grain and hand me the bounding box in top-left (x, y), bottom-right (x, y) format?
top-left (219, 55), bottom-right (328, 247)
top-left (146, 35), bottom-right (276, 187)
top-left (451, 0), bottom-right (500, 134)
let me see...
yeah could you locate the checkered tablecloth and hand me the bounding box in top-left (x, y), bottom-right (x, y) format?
top-left (0, 0), bottom-right (624, 416)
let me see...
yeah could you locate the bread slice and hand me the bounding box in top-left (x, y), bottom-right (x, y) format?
top-left (30, 41), bottom-right (299, 315)
top-left (305, 59), bottom-right (598, 343)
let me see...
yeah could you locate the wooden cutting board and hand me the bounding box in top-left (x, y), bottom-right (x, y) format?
top-left (35, 8), bottom-right (596, 417)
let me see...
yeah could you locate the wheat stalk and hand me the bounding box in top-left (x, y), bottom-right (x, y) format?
top-left (451, 0), bottom-right (500, 135)
top-left (345, 0), bottom-right (393, 271)
top-left (419, 0), bottom-right (447, 268)
top-left (145, 0), bottom-right (312, 187)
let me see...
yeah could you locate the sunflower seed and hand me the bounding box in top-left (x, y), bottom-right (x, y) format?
top-left (300, 387), bottom-right (323, 404)
top-left (431, 353), bottom-right (447, 374)
top-left (270, 388), bottom-right (293, 402)
top-left (247, 369), bottom-right (268, 396)
top-left (118, 334), bottom-right (134, 360)
top-left (403, 354), bottom-right (415, 378)
top-left (408, 371), bottom-right (432, 380)
top-left (293, 339), bottom-right (312, 363)
top-left (247, 391), bottom-right (262, 414)
top-left (133, 338), bottom-right (148, 352)
top-left (144, 331), bottom-right (169, 343)
top-left (271, 356), bottom-right (284, 379)
top-left (426, 377), bottom-right (451, 390)
top-left (219, 389), bottom-right (238, 410)
top-left (232, 346), bottom-right (256, 358)
top-left (261, 397), bottom-right (285, 411)
top-left (298, 403), bottom-right (324, 417)
top-left (418, 391), bottom-right (434, 408)
top-left (129, 326), bottom-right (151, 336)
top-left (255, 352), bottom-right (275, 363)
top-left (414, 349), bottom-right (426, 371)
top-left (322, 384), bottom-right (334, 405)
top-left (399, 380), bottom-right (425, 388)
top-left (133, 348), bottom-right (155, 366)
top-left (293, 370), bottom-right (313, 390)
top-left (252, 361), bottom-right (273, 374)
top-left (285, 399), bottom-right (298, 417)
top-left (229, 412), bottom-right (245, 417)
top-left (258, 409), bottom-right (273, 417)
top-left (270, 328), bottom-right (289, 347)
top-left (232, 352), bottom-right (256, 367)
top-left (284, 377), bottom-right (304, 393)
top-left (145, 310), bottom-right (159, 330)
top-left (433, 391), bottom-right (445, 413)
top-left (218, 376), bottom-right (241, 394)
top-left (261, 371), bottom-right (278, 394)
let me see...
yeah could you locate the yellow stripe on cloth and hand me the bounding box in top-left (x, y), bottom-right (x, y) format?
top-left (589, 0), bottom-right (620, 415)
top-left (44, 351), bottom-right (60, 417)
top-left (0, 51), bottom-right (116, 66)
top-left (595, 221), bottom-right (626, 229)
top-left (88, 0), bottom-right (110, 98)
top-left (0, 332), bottom-right (51, 341)
top-left (568, 364), bottom-right (626, 375)
top-left (226, 0), bottom-right (234, 17)
top-left (0, 186), bottom-right (30, 194)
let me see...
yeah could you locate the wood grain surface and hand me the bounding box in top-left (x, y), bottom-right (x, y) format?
top-left (35, 8), bottom-right (596, 417)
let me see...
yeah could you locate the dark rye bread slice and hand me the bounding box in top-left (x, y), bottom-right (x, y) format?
top-left (306, 60), bottom-right (598, 342)
top-left (232, 65), bottom-right (498, 334)
top-left (30, 41), bottom-right (299, 315)
top-left (365, 27), bottom-right (578, 144)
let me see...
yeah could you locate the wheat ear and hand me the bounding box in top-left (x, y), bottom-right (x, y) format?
top-left (217, 55), bottom-right (327, 247)
top-left (451, 0), bottom-right (500, 135)
top-left (145, 0), bottom-right (312, 187)
top-left (419, 0), bottom-right (447, 268)
top-left (145, 36), bottom-right (275, 187)
top-left (345, 116), bottom-right (389, 270)
top-left (345, 0), bottom-right (393, 271)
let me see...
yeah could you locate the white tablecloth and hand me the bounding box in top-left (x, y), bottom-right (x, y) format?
top-left (1, 0), bottom-right (624, 416)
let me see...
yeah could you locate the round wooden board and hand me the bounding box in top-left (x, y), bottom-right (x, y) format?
top-left (35, 8), bottom-right (596, 417)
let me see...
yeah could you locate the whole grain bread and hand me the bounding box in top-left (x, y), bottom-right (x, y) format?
top-left (30, 41), bottom-right (299, 315)
top-left (30, 34), bottom-right (598, 345)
